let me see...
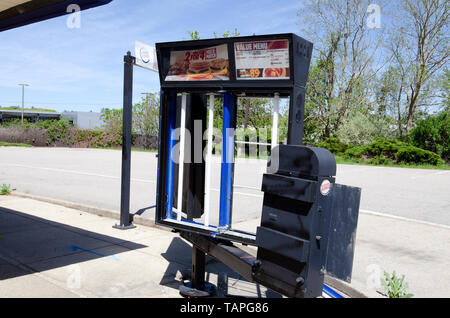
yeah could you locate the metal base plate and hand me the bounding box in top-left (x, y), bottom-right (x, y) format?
top-left (179, 281), bottom-right (216, 298)
top-left (112, 224), bottom-right (136, 230)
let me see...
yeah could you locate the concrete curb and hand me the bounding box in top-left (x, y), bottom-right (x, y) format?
top-left (10, 192), bottom-right (168, 231)
top-left (324, 275), bottom-right (367, 298)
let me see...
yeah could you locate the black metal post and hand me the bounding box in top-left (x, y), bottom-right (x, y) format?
top-left (287, 86), bottom-right (306, 146)
top-left (191, 246), bottom-right (206, 290)
top-left (114, 51), bottom-right (136, 230)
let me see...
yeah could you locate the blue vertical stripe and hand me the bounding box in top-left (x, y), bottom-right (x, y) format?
top-left (165, 93), bottom-right (177, 219)
top-left (219, 93), bottom-right (235, 228)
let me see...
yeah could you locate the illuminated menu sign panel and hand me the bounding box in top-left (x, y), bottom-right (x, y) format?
top-left (234, 39), bottom-right (290, 80)
top-left (165, 44), bottom-right (230, 81)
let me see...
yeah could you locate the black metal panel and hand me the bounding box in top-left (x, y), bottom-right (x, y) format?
top-left (261, 174), bottom-right (317, 202)
top-left (268, 145), bottom-right (336, 179)
top-left (324, 184), bottom-right (361, 282)
top-left (0, 0), bottom-right (112, 32)
top-left (256, 227), bottom-right (310, 263)
top-left (260, 196), bottom-right (312, 239)
top-left (292, 36), bottom-right (314, 91)
top-left (287, 86), bottom-right (306, 145)
top-left (252, 256), bottom-right (306, 298)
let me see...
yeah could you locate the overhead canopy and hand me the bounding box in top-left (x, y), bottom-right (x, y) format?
top-left (0, 0), bottom-right (112, 32)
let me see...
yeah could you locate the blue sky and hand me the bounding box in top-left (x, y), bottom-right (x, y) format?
top-left (0, 0), bottom-right (303, 112)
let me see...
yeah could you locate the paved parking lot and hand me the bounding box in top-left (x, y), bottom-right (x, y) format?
top-left (0, 147), bottom-right (449, 227)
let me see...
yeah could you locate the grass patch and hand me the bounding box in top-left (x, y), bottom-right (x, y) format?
top-left (102, 147), bottom-right (158, 153)
top-left (335, 155), bottom-right (450, 170)
top-left (0, 141), bottom-right (32, 147)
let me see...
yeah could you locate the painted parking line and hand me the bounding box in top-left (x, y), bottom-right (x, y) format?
top-left (0, 163), bottom-right (121, 180)
top-left (410, 170), bottom-right (450, 180)
top-left (359, 209), bottom-right (450, 230)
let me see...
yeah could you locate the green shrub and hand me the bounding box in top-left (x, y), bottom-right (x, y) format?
top-left (344, 145), bottom-right (366, 158)
top-left (36, 119), bottom-right (71, 143)
top-left (368, 155), bottom-right (394, 165)
top-left (364, 138), bottom-right (405, 158)
top-left (339, 138), bottom-right (444, 166)
top-left (408, 110), bottom-right (449, 162)
top-left (364, 138), bottom-right (444, 165)
top-left (336, 112), bottom-right (392, 146)
top-left (315, 137), bottom-right (348, 154)
top-left (381, 271), bottom-right (413, 298)
top-left (1, 184), bottom-right (14, 195)
top-left (396, 146), bottom-right (444, 165)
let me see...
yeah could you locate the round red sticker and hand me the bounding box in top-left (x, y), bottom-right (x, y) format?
top-left (320, 180), bottom-right (331, 196)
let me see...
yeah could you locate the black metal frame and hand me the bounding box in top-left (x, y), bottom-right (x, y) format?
top-left (154, 33), bottom-right (313, 241)
top-left (116, 34), bottom-right (361, 297)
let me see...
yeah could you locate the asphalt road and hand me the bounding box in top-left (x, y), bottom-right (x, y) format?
top-left (0, 147), bottom-right (449, 227)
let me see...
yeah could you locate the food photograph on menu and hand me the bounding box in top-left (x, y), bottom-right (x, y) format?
top-left (165, 44), bottom-right (230, 81)
top-left (234, 39), bottom-right (290, 80)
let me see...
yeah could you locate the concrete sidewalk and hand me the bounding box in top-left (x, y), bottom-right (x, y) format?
top-left (0, 195), bottom-right (449, 298)
top-left (0, 195), bottom-right (274, 298)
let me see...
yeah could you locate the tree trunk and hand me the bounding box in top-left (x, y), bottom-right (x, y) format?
top-left (396, 84), bottom-right (403, 136)
top-left (243, 98), bottom-right (250, 129)
top-left (406, 83), bottom-right (421, 131)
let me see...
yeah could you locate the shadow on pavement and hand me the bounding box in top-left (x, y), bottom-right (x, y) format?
top-left (0, 206), bottom-right (147, 281)
top-left (134, 205), bottom-right (156, 216)
top-left (159, 237), bottom-right (282, 298)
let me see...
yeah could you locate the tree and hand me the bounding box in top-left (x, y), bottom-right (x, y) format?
top-left (133, 93), bottom-right (160, 137)
top-left (298, 0), bottom-right (385, 139)
top-left (390, 0), bottom-right (449, 131)
top-left (101, 93), bottom-right (160, 147)
top-left (100, 108), bottom-right (122, 135)
top-left (236, 98), bottom-right (272, 130)
top-left (438, 67), bottom-right (450, 109)
top-left (409, 108), bottom-right (450, 161)
top-left (375, 65), bottom-right (408, 136)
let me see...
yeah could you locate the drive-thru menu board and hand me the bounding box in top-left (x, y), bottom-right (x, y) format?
top-left (234, 39), bottom-right (290, 80)
top-left (165, 44), bottom-right (230, 81)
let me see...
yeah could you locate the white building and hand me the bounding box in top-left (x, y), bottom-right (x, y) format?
top-left (62, 111), bottom-right (104, 130)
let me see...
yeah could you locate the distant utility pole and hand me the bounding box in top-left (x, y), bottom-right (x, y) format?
top-left (18, 84), bottom-right (29, 124)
